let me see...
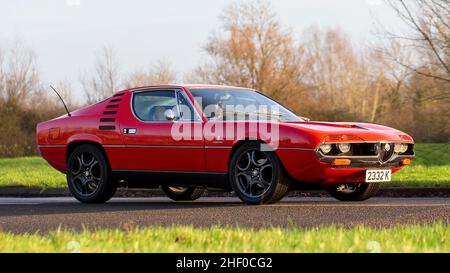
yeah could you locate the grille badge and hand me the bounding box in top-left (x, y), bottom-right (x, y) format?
top-left (378, 143), bottom-right (394, 164)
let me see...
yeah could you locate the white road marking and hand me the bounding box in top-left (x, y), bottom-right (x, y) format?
top-left (0, 197), bottom-right (448, 207)
top-left (267, 204), bottom-right (449, 207)
top-left (0, 202), bottom-right (40, 205)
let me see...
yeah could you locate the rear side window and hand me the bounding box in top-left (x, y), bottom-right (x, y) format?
top-left (132, 90), bottom-right (177, 121)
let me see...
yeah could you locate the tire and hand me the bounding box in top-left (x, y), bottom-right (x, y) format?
top-left (229, 142), bottom-right (291, 205)
top-left (67, 144), bottom-right (117, 203)
top-left (161, 186), bottom-right (206, 201)
top-left (328, 183), bottom-right (381, 201)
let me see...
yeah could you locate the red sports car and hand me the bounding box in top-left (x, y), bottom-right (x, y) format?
top-left (37, 84), bottom-right (414, 204)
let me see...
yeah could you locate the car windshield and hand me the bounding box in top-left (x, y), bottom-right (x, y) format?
top-left (189, 88), bottom-right (302, 122)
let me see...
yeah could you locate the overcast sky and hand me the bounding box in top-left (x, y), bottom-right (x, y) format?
top-left (0, 0), bottom-right (401, 100)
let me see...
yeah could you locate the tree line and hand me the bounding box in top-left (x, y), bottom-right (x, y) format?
top-left (0, 0), bottom-right (448, 157)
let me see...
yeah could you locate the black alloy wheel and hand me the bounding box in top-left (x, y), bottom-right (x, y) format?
top-left (67, 144), bottom-right (117, 203)
top-left (328, 183), bottom-right (381, 201)
top-left (230, 142), bottom-right (290, 204)
top-left (161, 186), bottom-right (206, 201)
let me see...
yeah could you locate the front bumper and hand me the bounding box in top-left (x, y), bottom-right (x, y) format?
top-left (317, 153), bottom-right (414, 168)
top-left (277, 146), bottom-right (414, 185)
top-left (315, 142), bottom-right (414, 184)
top-left (319, 165), bottom-right (402, 184)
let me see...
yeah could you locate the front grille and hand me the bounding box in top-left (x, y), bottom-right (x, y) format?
top-left (318, 142), bottom-right (414, 158)
top-left (404, 144), bottom-right (414, 155)
top-left (317, 142), bottom-right (414, 166)
top-left (324, 143), bottom-right (378, 156)
top-left (378, 143), bottom-right (395, 163)
top-left (350, 143), bottom-right (378, 156)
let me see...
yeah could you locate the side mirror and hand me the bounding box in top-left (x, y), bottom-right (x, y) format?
top-left (164, 109), bottom-right (176, 121)
top-left (300, 116), bottom-right (311, 122)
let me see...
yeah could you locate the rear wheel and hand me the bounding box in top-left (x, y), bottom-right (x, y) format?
top-left (67, 144), bottom-right (117, 203)
top-left (161, 186), bottom-right (206, 201)
top-left (229, 142), bottom-right (291, 205)
top-left (328, 183), bottom-right (380, 201)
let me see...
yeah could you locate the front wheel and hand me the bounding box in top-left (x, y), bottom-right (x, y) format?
top-left (229, 142), bottom-right (291, 205)
top-left (67, 144), bottom-right (117, 203)
top-left (327, 183), bottom-right (381, 201)
top-left (161, 186), bottom-right (206, 201)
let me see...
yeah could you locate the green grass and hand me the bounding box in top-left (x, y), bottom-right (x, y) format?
top-left (391, 143), bottom-right (450, 187)
top-left (0, 143), bottom-right (448, 189)
top-left (0, 157), bottom-right (66, 188)
top-left (0, 223), bottom-right (447, 252)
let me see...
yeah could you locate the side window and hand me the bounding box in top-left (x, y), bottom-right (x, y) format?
top-left (132, 90), bottom-right (177, 121)
top-left (177, 91), bottom-right (200, 121)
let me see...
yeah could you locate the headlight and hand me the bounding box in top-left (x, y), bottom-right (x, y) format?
top-left (337, 143), bottom-right (351, 153)
top-left (400, 143), bottom-right (408, 153)
top-left (394, 143), bottom-right (402, 153)
top-left (319, 143), bottom-right (332, 154)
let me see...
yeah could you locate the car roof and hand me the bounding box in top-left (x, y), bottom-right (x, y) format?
top-left (183, 84), bottom-right (253, 91)
top-left (116, 84), bottom-right (253, 95)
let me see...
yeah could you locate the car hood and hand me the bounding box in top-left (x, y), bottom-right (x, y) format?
top-left (283, 121), bottom-right (414, 143)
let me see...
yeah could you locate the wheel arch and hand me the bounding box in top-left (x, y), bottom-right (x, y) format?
top-left (228, 139), bottom-right (289, 174)
top-left (66, 140), bottom-right (111, 170)
top-left (227, 139), bottom-right (292, 204)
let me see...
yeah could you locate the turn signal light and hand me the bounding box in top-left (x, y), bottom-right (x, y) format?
top-left (401, 158), bottom-right (411, 166)
top-left (332, 159), bottom-right (351, 166)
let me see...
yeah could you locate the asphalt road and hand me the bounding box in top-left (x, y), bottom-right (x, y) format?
top-left (0, 197), bottom-right (448, 233)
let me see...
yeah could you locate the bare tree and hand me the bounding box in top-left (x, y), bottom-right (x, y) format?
top-left (81, 46), bottom-right (121, 104)
top-left (0, 41), bottom-right (77, 157)
top-left (192, 0), bottom-right (307, 101)
top-left (300, 28), bottom-right (374, 120)
top-left (125, 60), bottom-right (177, 88)
top-left (34, 79), bottom-right (75, 111)
top-left (0, 41), bottom-right (39, 106)
top-left (384, 0), bottom-right (450, 83)
top-left (377, 0), bottom-right (450, 141)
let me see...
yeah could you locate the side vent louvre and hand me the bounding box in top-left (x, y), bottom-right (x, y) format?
top-left (100, 118), bottom-right (116, 122)
top-left (99, 94), bottom-right (123, 131)
top-left (99, 125), bottom-right (116, 130)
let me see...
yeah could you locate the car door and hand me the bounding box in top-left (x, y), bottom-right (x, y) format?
top-left (118, 88), bottom-right (205, 172)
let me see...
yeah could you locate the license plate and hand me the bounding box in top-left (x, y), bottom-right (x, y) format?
top-left (365, 169), bottom-right (391, 182)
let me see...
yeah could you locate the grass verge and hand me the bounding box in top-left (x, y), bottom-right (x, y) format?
top-left (390, 143), bottom-right (450, 187)
top-left (0, 143), bottom-right (448, 188)
top-left (0, 223), bottom-right (447, 252)
top-left (0, 157), bottom-right (66, 188)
